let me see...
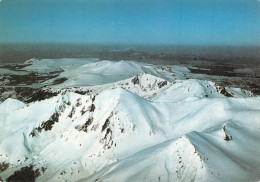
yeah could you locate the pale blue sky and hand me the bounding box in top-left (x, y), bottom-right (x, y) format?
top-left (0, 0), bottom-right (259, 45)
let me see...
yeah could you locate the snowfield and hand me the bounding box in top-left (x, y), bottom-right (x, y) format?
top-left (0, 58), bottom-right (260, 182)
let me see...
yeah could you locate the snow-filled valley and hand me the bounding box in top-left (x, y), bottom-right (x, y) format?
top-left (0, 58), bottom-right (260, 182)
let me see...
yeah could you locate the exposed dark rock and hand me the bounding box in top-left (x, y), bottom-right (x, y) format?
top-left (89, 104), bottom-right (95, 112)
top-left (35, 112), bottom-right (59, 132)
top-left (91, 124), bottom-right (99, 131)
top-left (0, 87), bottom-right (58, 103)
top-left (219, 88), bottom-right (232, 97)
top-left (0, 162), bottom-right (9, 172)
top-left (26, 89), bottom-right (58, 103)
top-left (4, 70), bottom-right (61, 87)
top-left (52, 77), bottom-right (68, 85)
top-left (223, 125), bottom-right (233, 141)
top-left (99, 113), bottom-right (114, 149)
top-left (104, 128), bottom-right (112, 140)
top-left (224, 135), bottom-right (232, 141)
top-left (68, 107), bottom-right (75, 118)
top-left (75, 117), bottom-right (94, 133)
top-left (92, 96), bottom-right (96, 102)
top-left (58, 102), bottom-right (66, 112)
top-left (189, 66), bottom-right (238, 77)
top-left (102, 128), bottom-right (113, 149)
top-left (215, 84), bottom-right (233, 97)
top-left (74, 90), bottom-right (88, 95)
top-left (0, 64), bottom-right (63, 103)
top-left (81, 106), bottom-right (87, 115)
top-left (75, 98), bottom-right (82, 107)
top-left (102, 118), bottom-right (110, 132)
top-left (29, 130), bottom-right (36, 137)
top-left (132, 76), bottom-right (140, 85)
top-left (0, 64), bottom-right (32, 70)
top-left (6, 165), bottom-right (40, 182)
top-left (41, 167), bottom-right (47, 173)
top-left (158, 81), bottom-right (167, 88)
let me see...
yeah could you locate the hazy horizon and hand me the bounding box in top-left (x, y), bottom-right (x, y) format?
top-left (1, 43), bottom-right (259, 65)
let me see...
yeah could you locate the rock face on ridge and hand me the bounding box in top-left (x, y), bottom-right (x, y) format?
top-left (0, 59), bottom-right (259, 182)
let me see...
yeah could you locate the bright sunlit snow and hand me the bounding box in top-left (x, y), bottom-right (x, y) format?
top-left (0, 58), bottom-right (259, 182)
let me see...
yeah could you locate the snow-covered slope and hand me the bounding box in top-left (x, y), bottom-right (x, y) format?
top-left (39, 60), bottom-right (188, 88)
top-left (0, 59), bottom-right (259, 182)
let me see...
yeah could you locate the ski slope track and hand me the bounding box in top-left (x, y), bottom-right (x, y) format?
top-left (0, 58), bottom-right (260, 182)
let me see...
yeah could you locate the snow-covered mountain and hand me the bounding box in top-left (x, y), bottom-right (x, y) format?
top-left (0, 58), bottom-right (259, 182)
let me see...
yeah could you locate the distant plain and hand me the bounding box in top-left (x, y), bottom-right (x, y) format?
top-left (0, 43), bottom-right (259, 94)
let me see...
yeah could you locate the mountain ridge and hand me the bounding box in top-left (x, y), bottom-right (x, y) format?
top-left (0, 59), bottom-right (259, 181)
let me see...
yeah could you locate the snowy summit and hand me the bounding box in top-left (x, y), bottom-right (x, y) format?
top-left (0, 58), bottom-right (260, 182)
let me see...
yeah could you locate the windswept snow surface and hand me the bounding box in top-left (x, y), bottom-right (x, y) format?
top-left (0, 58), bottom-right (260, 182)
